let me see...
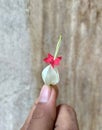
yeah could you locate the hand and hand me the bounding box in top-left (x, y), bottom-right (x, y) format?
top-left (21, 85), bottom-right (79, 130)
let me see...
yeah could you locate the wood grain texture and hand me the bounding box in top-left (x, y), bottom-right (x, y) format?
top-left (28, 0), bottom-right (102, 130)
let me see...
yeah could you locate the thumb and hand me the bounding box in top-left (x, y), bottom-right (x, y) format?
top-left (27, 85), bottom-right (58, 130)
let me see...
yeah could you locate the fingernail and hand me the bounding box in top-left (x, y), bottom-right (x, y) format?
top-left (39, 85), bottom-right (51, 103)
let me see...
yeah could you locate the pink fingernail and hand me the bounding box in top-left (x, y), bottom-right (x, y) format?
top-left (39, 85), bottom-right (51, 103)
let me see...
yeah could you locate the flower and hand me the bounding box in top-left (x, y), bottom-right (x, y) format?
top-left (43, 53), bottom-right (62, 68)
top-left (41, 35), bottom-right (62, 85)
top-left (42, 65), bottom-right (59, 85)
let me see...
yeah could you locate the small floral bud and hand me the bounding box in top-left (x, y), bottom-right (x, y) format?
top-left (41, 35), bottom-right (62, 86)
top-left (42, 65), bottom-right (59, 85)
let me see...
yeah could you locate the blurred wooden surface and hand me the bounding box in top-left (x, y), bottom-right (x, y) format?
top-left (28, 0), bottom-right (102, 130)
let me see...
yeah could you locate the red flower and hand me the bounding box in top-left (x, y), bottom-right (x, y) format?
top-left (43, 53), bottom-right (62, 68)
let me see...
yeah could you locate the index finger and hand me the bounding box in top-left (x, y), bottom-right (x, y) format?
top-left (55, 104), bottom-right (79, 130)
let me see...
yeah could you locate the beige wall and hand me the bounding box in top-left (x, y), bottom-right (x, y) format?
top-left (29, 0), bottom-right (102, 130)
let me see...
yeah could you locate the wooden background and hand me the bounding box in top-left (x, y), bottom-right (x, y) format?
top-left (27, 0), bottom-right (102, 130)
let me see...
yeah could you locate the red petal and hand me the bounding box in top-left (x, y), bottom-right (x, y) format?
top-left (54, 57), bottom-right (62, 65)
top-left (43, 53), bottom-right (62, 68)
top-left (43, 53), bottom-right (54, 63)
top-left (48, 53), bottom-right (53, 58)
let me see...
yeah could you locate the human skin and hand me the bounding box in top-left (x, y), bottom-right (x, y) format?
top-left (21, 85), bottom-right (79, 130)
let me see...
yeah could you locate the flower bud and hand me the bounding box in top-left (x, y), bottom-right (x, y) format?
top-left (42, 65), bottom-right (59, 85)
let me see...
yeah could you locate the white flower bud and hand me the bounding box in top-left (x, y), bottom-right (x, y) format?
top-left (42, 65), bottom-right (59, 85)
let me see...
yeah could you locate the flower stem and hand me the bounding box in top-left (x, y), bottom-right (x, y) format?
top-left (54, 35), bottom-right (62, 59)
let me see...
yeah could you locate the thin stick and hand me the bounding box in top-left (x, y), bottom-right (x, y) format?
top-left (54, 35), bottom-right (62, 59)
